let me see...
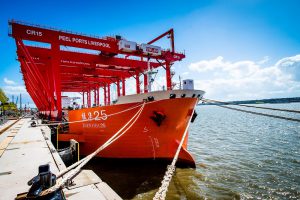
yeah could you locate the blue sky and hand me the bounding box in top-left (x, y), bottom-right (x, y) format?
top-left (1, 0), bottom-right (300, 107)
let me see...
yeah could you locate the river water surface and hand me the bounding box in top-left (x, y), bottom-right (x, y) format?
top-left (85, 103), bottom-right (300, 199)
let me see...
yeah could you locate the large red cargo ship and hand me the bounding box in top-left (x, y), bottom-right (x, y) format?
top-left (61, 90), bottom-right (204, 166)
top-left (9, 21), bottom-right (205, 167)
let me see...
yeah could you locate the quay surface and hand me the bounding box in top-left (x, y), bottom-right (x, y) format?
top-left (0, 118), bottom-right (122, 200)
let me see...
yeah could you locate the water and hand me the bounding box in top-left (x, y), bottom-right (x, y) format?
top-left (85, 103), bottom-right (300, 199)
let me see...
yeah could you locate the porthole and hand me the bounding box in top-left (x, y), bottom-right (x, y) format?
top-left (170, 93), bottom-right (176, 99)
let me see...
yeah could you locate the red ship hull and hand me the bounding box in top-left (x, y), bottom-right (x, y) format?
top-left (59, 97), bottom-right (198, 166)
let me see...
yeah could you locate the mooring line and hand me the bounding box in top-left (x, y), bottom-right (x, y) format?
top-left (153, 101), bottom-right (198, 200)
top-left (56, 102), bottom-right (145, 179)
top-left (41, 102), bottom-right (146, 196)
top-left (36, 102), bottom-right (144, 127)
top-left (202, 99), bottom-right (300, 123)
top-left (217, 105), bottom-right (300, 123)
top-left (203, 98), bottom-right (300, 114)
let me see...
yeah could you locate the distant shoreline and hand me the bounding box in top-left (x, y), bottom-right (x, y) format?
top-left (201, 97), bottom-right (300, 105)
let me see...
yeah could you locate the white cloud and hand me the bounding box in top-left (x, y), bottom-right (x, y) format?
top-left (188, 55), bottom-right (300, 101)
top-left (182, 71), bottom-right (190, 76)
top-left (257, 56), bottom-right (270, 65)
top-left (4, 77), bottom-right (16, 85)
top-left (1, 84), bottom-right (34, 107)
top-left (1, 79), bottom-right (32, 106)
top-left (2, 85), bottom-right (27, 95)
top-left (274, 54), bottom-right (300, 81)
top-left (189, 56), bottom-right (227, 73)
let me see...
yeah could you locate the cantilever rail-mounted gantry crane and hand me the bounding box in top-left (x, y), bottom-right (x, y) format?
top-left (9, 20), bottom-right (185, 120)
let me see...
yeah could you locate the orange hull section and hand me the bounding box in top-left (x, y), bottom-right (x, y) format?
top-left (62, 98), bottom-right (197, 165)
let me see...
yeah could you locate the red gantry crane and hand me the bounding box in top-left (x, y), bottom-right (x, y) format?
top-left (9, 20), bottom-right (185, 120)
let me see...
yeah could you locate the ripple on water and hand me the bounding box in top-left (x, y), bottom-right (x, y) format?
top-left (189, 103), bottom-right (300, 199)
top-left (85, 103), bottom-right (300, 199)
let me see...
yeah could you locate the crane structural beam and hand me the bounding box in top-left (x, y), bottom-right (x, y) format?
top-left (9, 20), bottom-right (186, 119)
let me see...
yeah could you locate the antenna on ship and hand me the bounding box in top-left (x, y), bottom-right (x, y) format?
top-left (147, 55), bottom-right (153, 92)
top-left (146, 56), bottom-right (158, 92)
top-left (146, 55), bottom-right (160, 92)
top-left (179, 75), bottom-right (182, 89)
